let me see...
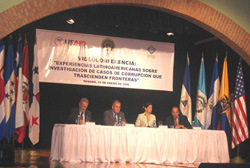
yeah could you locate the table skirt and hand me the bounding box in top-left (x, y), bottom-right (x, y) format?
top-left (50, 124), bottom-right (229, 164)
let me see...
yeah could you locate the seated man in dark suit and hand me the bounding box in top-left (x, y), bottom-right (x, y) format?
top-left (165, 106), bottom-right (192, 129)
top-left (103, 100), bottom-right (126, 126)
top-left (68, 98), bottom-right (92, 124)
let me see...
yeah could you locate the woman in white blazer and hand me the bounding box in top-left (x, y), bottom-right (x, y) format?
top-left (135, 102), bottom-right (156, 127)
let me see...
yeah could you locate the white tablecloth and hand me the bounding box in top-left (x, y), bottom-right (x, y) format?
top-left (50, 124), bottom-right (229, 164)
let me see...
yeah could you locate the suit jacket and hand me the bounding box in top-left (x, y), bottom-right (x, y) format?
top-left (103, 109), bottom-right (126, 126)
top-left (165, 114), bottom-right (192, 129)
top-left (135, 113), bottom-right (156, 127)
top-left (68, 107), bottom-right (92, 124)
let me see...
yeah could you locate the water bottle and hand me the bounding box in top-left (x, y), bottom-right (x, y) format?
top-left (76, 115), bottom-right (80, 124)
top-left (153, 120), bottom-right (156, 128)
top-left (118, 117), bottom-right (122, 126)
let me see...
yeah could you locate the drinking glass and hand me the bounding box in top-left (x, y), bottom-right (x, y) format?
top-left (158, 121), bottom-right (163, 127)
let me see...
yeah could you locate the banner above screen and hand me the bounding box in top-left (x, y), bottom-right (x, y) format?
top-left (36, 29), bottom-right (174, 91)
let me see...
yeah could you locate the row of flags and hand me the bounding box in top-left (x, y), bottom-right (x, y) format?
top-left (0, 37), bottom-right (40, 145)
top-left (1, 36), bottom-right (248, 149)
top-left (179, 53), bottom-right (248, 149)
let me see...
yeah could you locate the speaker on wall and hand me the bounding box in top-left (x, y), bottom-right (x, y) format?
top-left (0, 144), bottom-right (15, 167)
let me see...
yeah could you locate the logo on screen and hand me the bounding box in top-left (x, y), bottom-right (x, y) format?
top-left (55, 37), bottom-right (86, 46)
top-left (55, 37), bottom-right (65, 46)
top-left (147, 45), bottom-right (156, 55)
top-left (102, 38), bottom-right (115, 55)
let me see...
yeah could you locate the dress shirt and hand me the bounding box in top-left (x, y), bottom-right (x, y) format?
top-left (174, 116), bottom-right (179, 126)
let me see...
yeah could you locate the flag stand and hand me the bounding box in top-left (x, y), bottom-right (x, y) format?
top-left (231, 145), bottom-right (245, 163)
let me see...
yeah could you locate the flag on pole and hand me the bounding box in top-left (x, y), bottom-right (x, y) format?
top-left (194, 56), bottom-right (207, 129)
top-left (4, 37), bottom-right (16, 142)
top-left (15, 37), bottom-right (24, 138)
top-left (22, 40), bottom-right (30, 142)
top-left (207, 56), bottom-right (220, 129)
top-left (232, 59), bottom-right (249, 149)
top-left (29, 44), bottom-right (40, 145)
top-left (15, 39), bottom-right (29, 143)
top-left (218, 56), bottom-right (231, 141)
top-left (0, 40), bottom-right (5, 141)
top-left (179, 54), bottom-right (192, 124)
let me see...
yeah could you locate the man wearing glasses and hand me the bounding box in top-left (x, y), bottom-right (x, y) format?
top-left (68, 98), bottom-right (92, 124)
top-left (103, 100), bottom-right (126, 126)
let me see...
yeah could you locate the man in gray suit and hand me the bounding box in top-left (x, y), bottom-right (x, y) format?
top-left (103, 100), bottom-right (126, 126)
top-left (68, 98), bottom-right (92, 124)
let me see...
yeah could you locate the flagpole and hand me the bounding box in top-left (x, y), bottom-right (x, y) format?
top-left (237, 145), bottom-right (240, 156)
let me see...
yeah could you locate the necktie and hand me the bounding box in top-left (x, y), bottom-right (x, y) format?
top-left (80, 112), bottom-right (84, 124)
top-left (175, 118), bottom-right (178, 126)
top-left (114, 114), bottom-right (117, 123)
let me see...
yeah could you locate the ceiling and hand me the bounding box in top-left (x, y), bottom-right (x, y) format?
top-left (1, 0), bottom-right (249, 33)
top-left (24, 5), bottom-right (213, 48)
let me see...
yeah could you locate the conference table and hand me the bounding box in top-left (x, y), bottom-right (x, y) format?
top-left (50, 124), bottom-right (229, 164)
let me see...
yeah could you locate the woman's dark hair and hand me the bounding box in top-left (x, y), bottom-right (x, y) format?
top-left (142, 102), bottom-right (153, 109)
